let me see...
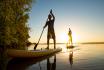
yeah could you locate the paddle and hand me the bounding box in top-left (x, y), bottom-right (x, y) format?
top-left (34, 28), bottom-right (44, 50)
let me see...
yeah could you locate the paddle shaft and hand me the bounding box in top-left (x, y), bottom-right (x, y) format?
top-left (34, 28), bottom-right (44, 49)
top-left (34, 18), bottom-right (48, 50)
top-left (37, 28), bottom-right (44, 45)
top-left (36, 18), bottom-right (48, 45)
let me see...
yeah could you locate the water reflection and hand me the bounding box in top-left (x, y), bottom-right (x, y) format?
top-left (47, 55), bottom-right (56, 70)
top-left (69, 49), bottom-right (73, 68)
top-left (7, 54), bottom-right (56, 70)
top-left (38, 62), bottom-right (42, 70)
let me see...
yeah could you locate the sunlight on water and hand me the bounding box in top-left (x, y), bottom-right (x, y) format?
top-left (60, 45), bottom-right (67, 52)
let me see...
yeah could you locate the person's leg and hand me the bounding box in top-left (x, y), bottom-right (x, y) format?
top-left (70, 35), bottom-right (72, 44)
top-left (47, 39), bottom-right (49, 49)
top-left (53, 35), bottom-right (56, 49)
top-left (47, 35), bottom-right (50, 49)
top-left (54, 38), bottom-right (56, 49)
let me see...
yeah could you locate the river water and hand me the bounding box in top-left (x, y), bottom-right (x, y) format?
top-left (7, 44), bottom-right (104, 70)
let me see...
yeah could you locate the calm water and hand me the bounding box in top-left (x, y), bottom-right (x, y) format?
top-left (7, 44), bottom-right (104, 70)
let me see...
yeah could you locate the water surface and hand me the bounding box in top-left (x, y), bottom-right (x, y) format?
top-left (7, 44), bottom-right (104, 70)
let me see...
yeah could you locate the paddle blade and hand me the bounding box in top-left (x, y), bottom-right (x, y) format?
top-left (34, 44), bottom-right (38, 50)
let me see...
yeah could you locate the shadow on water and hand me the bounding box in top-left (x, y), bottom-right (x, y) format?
top-left (6, 53), bottom-right (57, 70)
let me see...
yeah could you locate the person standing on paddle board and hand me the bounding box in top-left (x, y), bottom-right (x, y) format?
top-left (43, 9), bottom-right (56, 49)
top-left (68, 27), bottom-right (72, 45)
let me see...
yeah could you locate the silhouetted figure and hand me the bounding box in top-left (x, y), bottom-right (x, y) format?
top-left (47, 55), bottom-right (56, 70)
top-left (44, 9), bottom-right (56, 49)
top-left (69, 50), bottom-right (73, 68)
top-left (68, 27), bottom-right (72, 45)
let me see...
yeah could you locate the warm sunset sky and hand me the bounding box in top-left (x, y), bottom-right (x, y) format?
top-left (28, 0), bottom-right (104, 43)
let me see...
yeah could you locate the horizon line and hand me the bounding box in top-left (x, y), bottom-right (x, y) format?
top-left (32, 42), bottom-right (104, 45)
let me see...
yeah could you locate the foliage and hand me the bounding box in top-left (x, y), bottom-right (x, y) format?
top-left (0, 0), bottom-right (33, 49)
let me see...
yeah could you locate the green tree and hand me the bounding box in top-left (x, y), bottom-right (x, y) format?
top-left (0, 0), bottom-right (33, 50)
top-left (0, 0), bottom-right (34, 70)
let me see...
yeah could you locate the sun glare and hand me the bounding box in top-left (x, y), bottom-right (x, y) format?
top-left (72, 32), bottom-right (77, 43)
top-left (59, 33), bottom-right (69, 43)
top-left (59, 32), bottom-right (78, 43)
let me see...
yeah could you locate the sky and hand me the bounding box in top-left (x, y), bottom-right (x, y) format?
top-left (28, 0), bottom-right (104, 43)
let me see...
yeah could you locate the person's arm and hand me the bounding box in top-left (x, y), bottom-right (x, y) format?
top-left (50, 9), bottom-right (55, 21)
top-left (43, 19), bottom-right (48, 28)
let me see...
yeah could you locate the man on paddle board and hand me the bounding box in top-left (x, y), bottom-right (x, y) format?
top-left (44, 9), bottom-right (56, 49)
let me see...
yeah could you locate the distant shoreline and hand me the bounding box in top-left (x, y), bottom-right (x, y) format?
top-left (32, 42), bottom-right (104, 45)
top-left (81, 42), bottom-right (104, 44)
